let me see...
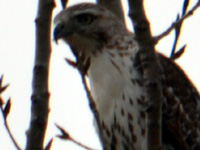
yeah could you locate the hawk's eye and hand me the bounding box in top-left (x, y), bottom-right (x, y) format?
top-left (76, 14), bottom-right (95, 25)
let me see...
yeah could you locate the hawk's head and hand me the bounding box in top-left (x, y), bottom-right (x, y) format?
top-left (53, 3), bottom-right (127, 57)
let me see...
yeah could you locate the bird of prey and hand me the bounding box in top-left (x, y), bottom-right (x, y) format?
top-left (54, 3), bottom-right (200, 150)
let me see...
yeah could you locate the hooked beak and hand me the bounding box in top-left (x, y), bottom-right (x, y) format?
top-left (53, 22), bottom-right (65, 44)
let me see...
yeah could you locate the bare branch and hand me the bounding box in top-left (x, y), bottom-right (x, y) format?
top-left (55, 123), bottom-right (70, 139)
top-left (0, 75), bottom-right (9, 94)
top-left (154, 1), bottom-right (200, 43)
top-left (0, 97), bottom-right (3, 106)
top-left (170, 0), bottom-right (190, 59)
top-left (170, 14), bottom-right (182, 59)
top-left (128, 0), bottom-right (163, 150)
top-left (171, 45), bottom-right (186, 60)
top-left (65, 55), bottom-right (107, 149)
top-left (69, 135), bottom-right (98, 150)
top-left (60, 0), bottom-right (68, 9)
top-left (3, 98), bottom-right (11, 118)
top-left (80, 72), bottom-right (106, 150)
top-left (25, 0), bottom-right (55, 149)
top-left (44, 138), bottom-right (54, 150)
top-left (0, 76), bottom-right (21, 150)
top-left (0, 98), bottom-right (21, 150)
top-left (0, 84), bottom-right (9, 94)
top-left (56, 124), bottom-right (98, 150)
top-left (182, 0), bottom-right (189, 16)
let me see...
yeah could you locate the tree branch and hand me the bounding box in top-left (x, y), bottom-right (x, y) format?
top-left (56, 124), bottom-right (98, 150)
top-left (0, 76), bottom-right (21, 150)
top-left (0, 99), bottom-right (21, 150)
top-left (153, 1), bottom-right (200, 44)
top-left (81, 73), bottom-right (104, 149)
top-left (25, 0), bottom-right (54, 149)
top-left (66, 56), bottom-right (106, 149)
top-left (1, 113), bottom-right (21, 150)
top-left (128, 0), bottom-right (163, 150)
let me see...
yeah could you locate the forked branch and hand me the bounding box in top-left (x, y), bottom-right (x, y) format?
top-left (56, 124), bottom-right (98, 150)
top-left (0, 76), bottom-right (21, 150)
top-left (153, 1), bottom-right (200, 44)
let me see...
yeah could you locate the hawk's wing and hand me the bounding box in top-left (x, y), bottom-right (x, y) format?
top-left (159, 54), bottom-right (200, 150)
top-left (135, 52), bottom-right (200, 150)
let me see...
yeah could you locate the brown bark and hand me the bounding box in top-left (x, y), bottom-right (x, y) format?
top-left (25, 0), bottom-right (54, 149)
top-left (128, 1), bottom-right (163, 150)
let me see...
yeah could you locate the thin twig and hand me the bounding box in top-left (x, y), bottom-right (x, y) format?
top-left (80, 73), bottom-right (105, 149)
top-left (170, 0), bottom-right (189, 59)
top-left (4, 120), bottom-right (21, 150)
top-left (170, 14), bottom-right (181, 59)
top-left (65, 56), bottom-right (105, 148)
top-left (70, 136), bottom-right (98, 150)
top-left (0, 99), bottom-right (21, 150)
top-left (0, 75), bottom-right (9, 94)
top-left (0, 76), bottom-right (21, 150)
top-left (60, 0), bottom-right (68, 9)
top-left (44, 138), bottom-right (54, 150)
top-left (56, 124), bottom-right (98, 150)
top-left (154, 1), bottom-right (200, 43)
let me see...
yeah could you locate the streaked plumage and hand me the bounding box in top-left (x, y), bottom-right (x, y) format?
top-left (54, 3), bottom-right (200, 150)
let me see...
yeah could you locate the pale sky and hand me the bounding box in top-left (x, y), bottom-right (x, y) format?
top-left (0, 0), bottom-right (200, 150)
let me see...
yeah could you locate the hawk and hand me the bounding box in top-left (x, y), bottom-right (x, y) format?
top-left (53, 3), bottom-right (200, 150)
